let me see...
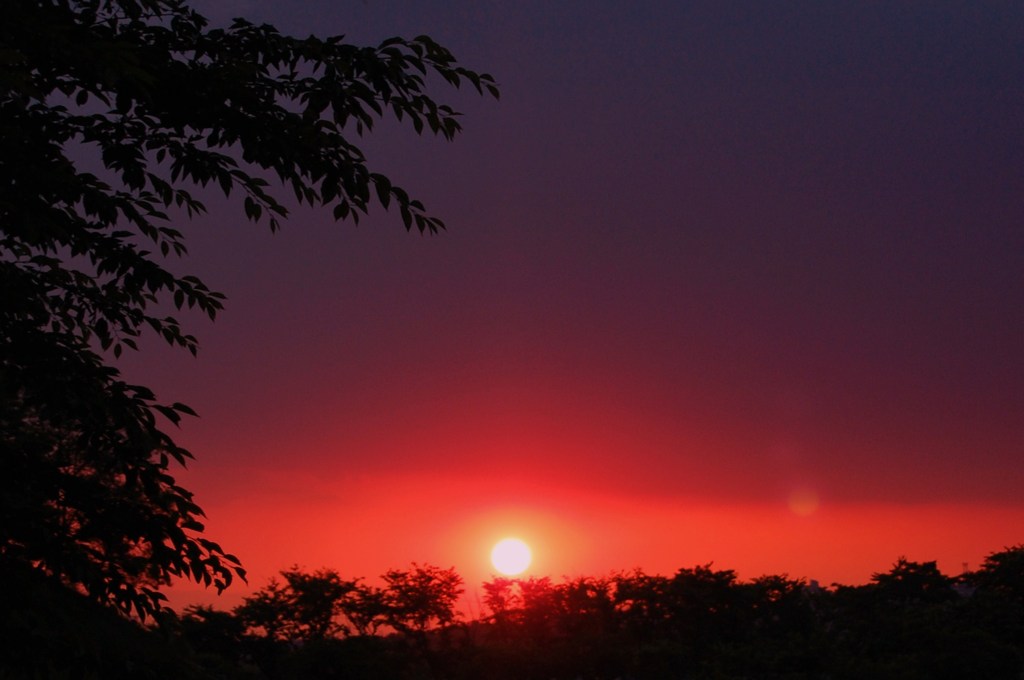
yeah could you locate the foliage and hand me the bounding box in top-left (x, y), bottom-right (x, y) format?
top-left (19, 547), bottom-right (1021, 679)
top-left (381, 563), bottom-right (464, 635)
top-left (238, 564), bottom-right (463, 644)
top-left (177, 605), bottom-right (250, 675)
top-left (973, 544), bottom-right (1024, 605)
top-left (869, 556), bottom-right (957, 604)
top-left (0, 560), bottom-right (210, 680)
top-left (0, 334), bottom-right (240, 619)
top-left (235, 567), bottom-right (358, 642)
top-left (968, 545), bottom-right (1024, 653)
top-left (338, 580), bottom-right (390, 637)
top-left (0, 0), bottom-right (497, 622)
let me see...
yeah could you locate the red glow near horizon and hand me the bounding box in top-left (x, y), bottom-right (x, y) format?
top-left (167, 465), bottom-right (1024, 613)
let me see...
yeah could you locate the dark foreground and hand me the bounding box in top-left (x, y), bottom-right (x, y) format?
top-left (3, 547), bottom-right (1023, 679)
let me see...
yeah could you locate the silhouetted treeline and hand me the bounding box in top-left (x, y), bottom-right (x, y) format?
top-left (4, 547), bottom-right (1024, 679)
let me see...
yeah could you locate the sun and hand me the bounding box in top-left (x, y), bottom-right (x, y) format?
top-left (490, 537), bottom-right (532, 576)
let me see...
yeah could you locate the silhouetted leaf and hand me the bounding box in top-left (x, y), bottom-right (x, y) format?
top-left (1, 0), bottom-right (497, 625)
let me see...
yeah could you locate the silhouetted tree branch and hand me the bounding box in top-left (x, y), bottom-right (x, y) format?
top-left (0, 0), bottom-right (497, 622)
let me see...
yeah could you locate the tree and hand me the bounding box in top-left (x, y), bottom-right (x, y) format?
top-left (1, 0), bottom-right (498, 621)
top-left (177, 605), bottom-right (248, 672)
top-left (870, 557), bottom-right (956, 604)
top-left (235, 567), bottom-right (357, 642)
top-left (973, 544), bottom-right (1024, 606)
top-left (969, 545), bottom-right (1024, 653)
top-left (612, 569), bottom-right (672, 637)
top-left (381, 563), bottom-right (464, 634)
top-left (236, 564), bottom-right (464, 642)
top-left (339, 581), bottom-right (389, 637)
top-left (482, 576), bottom-right (520, 620)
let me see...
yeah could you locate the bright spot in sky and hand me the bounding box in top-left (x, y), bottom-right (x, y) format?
top-left (788, 488), bottom-right (820, 517)
top-left (491, 538), bottom-right (532, 575)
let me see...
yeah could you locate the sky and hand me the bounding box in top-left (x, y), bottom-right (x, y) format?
top-left (122, 1), bottom-right (1024, 610)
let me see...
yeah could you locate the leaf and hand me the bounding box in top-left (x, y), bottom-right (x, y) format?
top-left (372, 173), bottom-right (392, 208)
top-left (3, 0), bottom-right (497, 622)
top-left (172, 402), bottom-right (198, 417)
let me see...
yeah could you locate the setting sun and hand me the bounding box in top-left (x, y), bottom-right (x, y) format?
top-left (491, 538), bottom-right (532, 575)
